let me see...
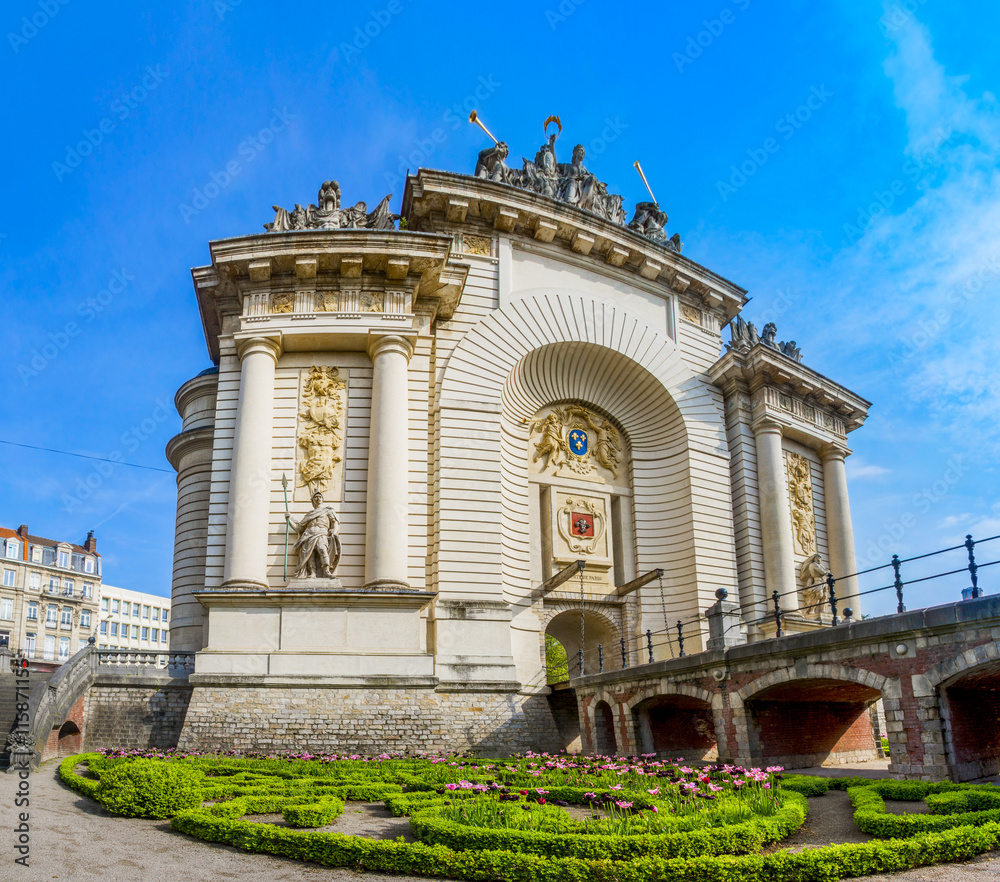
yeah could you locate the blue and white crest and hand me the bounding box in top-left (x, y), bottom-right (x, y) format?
top-left (567, 428), bottom-right (588, 457)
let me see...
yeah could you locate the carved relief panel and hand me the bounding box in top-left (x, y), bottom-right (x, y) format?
top-left (295, 366), bottom-right (346, 503)
top-left (785, 451), bottom-right (817, 557)
top-left (528, 404), bottom-right (623, 484)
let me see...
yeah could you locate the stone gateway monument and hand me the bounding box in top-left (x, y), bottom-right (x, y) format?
top-left (166, 130), bottom-right (870, 754)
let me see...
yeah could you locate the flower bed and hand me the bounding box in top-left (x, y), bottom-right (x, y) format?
top-left (58, 750), bottom-right (1000, 881)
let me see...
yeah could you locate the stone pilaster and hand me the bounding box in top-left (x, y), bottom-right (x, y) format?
top-left (752, 418), bottom-right (799, 610)
top-left (364, 334), bottom-right (415, 590)
top-left (222, 336), bottom-right (282, 591)
top-left (820, 443), bottom-right (860, 616)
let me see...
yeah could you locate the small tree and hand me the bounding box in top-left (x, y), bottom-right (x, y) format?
top-left (545, 634), bottom-right (569, 684)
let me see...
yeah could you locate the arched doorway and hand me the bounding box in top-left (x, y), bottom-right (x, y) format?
top-left (594, 700), bottom-right (617, 755)
top-left (56, 720), bottom-right (81, 756)
top-left (545, 608), bottom-right (619, 679)
top-left (939, 659), bottom-right (1000, 781)
top-left (632, 694), bottom-right (717, 761)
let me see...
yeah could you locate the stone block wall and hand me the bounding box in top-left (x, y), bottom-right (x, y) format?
top-left (83, 682), bottom-right (192, 751)
top-left (177, 685), bottom-right (563, 755)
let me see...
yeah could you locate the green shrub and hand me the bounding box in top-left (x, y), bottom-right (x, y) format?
top-left (282, 797), bottom-right (345, 828)
top-left (96, 759), bottom-right (203, 818)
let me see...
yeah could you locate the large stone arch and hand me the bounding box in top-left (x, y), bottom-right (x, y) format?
top-left (735, 663), bottom-right (891, 703)
top-left (624, 683), bottom-right (721, 761)
top-left (435, 292), bottom-right (738, 684)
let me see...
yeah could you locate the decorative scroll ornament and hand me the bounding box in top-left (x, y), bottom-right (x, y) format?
top-left (297, 367), bottom-right (346, 494)
top-left (471, 122), bottom-right (682, 252)
top-left (265, 180), bottom-right (399, 232)
top-left (529, 405), bottom-right (622, 479)
top-left (557, 496), bottom-right (607, 555)
top-left (727, 316), bottom-right (803, 362)
top-left (799, 552), bottom-right (828, 618)
top-left (786, 452), bottom-right (818, 557)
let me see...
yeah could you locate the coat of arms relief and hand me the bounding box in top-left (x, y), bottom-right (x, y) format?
top-left (529, 405), bottom-right (623, 480)
top-left (296, 366), bottom-right (346, 500)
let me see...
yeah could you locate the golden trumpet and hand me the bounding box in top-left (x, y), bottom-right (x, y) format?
top-left (468, 110), bottom-right (499, 145)
top-left (633, 160), bottom-right (658, 206)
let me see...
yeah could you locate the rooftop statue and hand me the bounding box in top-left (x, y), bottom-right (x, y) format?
top-left (265, 180), bottom-right (399, 232)
top-left (727, 316), bottom-right (804, 362)
top-left (468, 113), bottom-right (680, 249)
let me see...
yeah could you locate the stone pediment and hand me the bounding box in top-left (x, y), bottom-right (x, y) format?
top-left (402, 170), bottom-right (746, 322)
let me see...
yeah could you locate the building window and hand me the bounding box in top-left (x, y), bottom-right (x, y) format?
top-left (25, 633), bottom-right (35, 656)
top-left (152, 628), bottom-right (159, 643)
top-left (2, 570), bottom-right (14, 587)
top-left (64, 580), bottom-right (74, 596)
top-left (5, 540), bottom-right (18, 559)
top-left (47, 578), bottom-right (58, 593)
top-left (142, 605), bottom-right (150, 619)
top-left (26, 601), bottom-right (38, 621)
top-left (58, 551), bottom-right (69, 568)
top-left (161, 630), bottom-right (168, 643)
top-left (111, 600), bottom-right (119, 614)
top-left (141, 627), bottom-right (149, 641)
top-left (162, 609), bottom-right (169, 622)
top-left (78, 639), bottom-right (88, 651)
top-left (152, 608), bottom-right (160, 621)
top-left (131, 625), bottom-right (139, 639)
top-left (101, 597), bottom-right (108, 612)
top-left (82, 583), bottom-right (92, 598)
top-left (29, 572), bottom-right (40, 591)
top-left (43, 636), bottom-right (54, 660)
top-left (132, 604), bottom-right (139, 618)
top-left (0, 598), bottom-right (12, 620)
top-left (58, 637), bottom-right (70, 660)
top-left (84, 557), bottom-right (94, 573)
top-left (45, 605), bottom-right (57, 626)
top-left (99, 621), bottom-right (107, 635)
top-left (30, 546), bottom-right (41, 563)
top-left (80, 610), bottom-right (91, 628)
top-left (110, 623), bottom-right (118, 637)
top-left (60, 607), bottom-right (72, 628)
top-left (122, 602), bottom-right (130, 616)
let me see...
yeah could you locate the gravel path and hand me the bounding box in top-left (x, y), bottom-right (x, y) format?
top-left (2, 762), bottom-right (999, 882)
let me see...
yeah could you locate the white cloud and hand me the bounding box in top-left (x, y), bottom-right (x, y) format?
top-left (847, 461), bottom-right (891, 480)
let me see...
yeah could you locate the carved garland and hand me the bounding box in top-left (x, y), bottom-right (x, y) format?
top-left (786, 452), bottom-right (818, 557)
top-left (296, 366), bottom-right (346, 495)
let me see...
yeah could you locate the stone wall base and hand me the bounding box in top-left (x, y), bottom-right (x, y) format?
top-left (83, 684), bottom-right (193, 752)
top-left (177, 685), bottom-right (564, 755)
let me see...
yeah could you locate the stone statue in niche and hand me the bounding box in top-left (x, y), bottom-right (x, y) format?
top-left (799, 552), bottom-right (829, 617)
top-left (287, 491), bottom-right (341, 578)
top-left (297, 366), bottom-right (346, 495)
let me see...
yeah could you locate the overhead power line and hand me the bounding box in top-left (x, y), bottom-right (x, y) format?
top-left (0, 439), bottom-right (172, 473)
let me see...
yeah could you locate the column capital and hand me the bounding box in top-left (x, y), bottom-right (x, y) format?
top-left (818, 442), bottom-right (852, 463)
top-left (750, 417), bottom-right (784, 438)
top-left (235, 335), bottom-right (282, 362)
top-left (367, 333), bottom-right (416, 363)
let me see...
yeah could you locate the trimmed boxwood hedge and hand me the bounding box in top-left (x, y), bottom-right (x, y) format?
top-left (60, 753), bottom-right (1000, 882)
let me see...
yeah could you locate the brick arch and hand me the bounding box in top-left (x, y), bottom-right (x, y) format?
top-left (623, 682), bottom-right (716, 714)
top-left (540, 600), bottom-right (623, 640)
top-left (922, 643), bottom-right (999, 690)
top-left (736, 662), bottom-right (890, 703)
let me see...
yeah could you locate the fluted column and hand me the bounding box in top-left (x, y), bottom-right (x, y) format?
top-left (820, 443), bottom-right (860, 615)
top-left (752, 419), bottom-right (799, 611)
top-left (222, 336), bottom-right (282, 590)
top-left (364, 334), bottom-right (415, 590)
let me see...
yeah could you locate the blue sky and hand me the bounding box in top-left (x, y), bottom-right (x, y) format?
top-left (2, 1), bottom-right (998, 614)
